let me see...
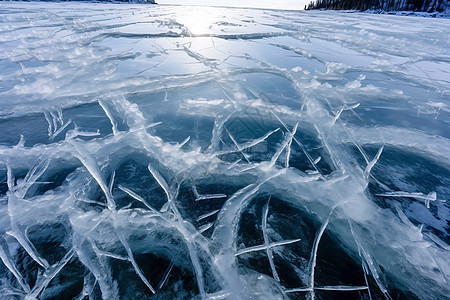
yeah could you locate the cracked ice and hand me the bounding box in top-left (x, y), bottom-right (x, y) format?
top-left (0, 2), bottom-right (449, 299)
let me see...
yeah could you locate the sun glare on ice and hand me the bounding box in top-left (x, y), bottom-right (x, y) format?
top-left (177, 8), bottom-right (220, 36)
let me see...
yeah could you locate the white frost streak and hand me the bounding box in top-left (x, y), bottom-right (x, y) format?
top-left (307, 209), bottom-right (333, 300)
top-left (377, 191), bottom-right (440, 208)
top-left (363, 145), bottom-right (384, 188)
top-left (72, 142), bottom-right (116, 210)
top-left (6, 165), bottom-right (50, 270)
top-left (147, 164), bottom-right (171, 203)
top-left (262, 197), bottom-right (280, 282)
top-left (192, 184), bottom-right (227, 202)
top-left (26, 249), bottom-right (76, 299)
top-left (118, 184), bottom-right (158, 212)
top-left (235, 238), bottom-right (302, 256)
top-left (99, 100), bottom-right (119, 135)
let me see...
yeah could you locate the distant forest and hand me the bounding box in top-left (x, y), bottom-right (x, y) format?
top-left (305, 0), bottom-right (448, 12)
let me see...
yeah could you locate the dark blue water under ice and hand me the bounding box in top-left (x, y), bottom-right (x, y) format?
top-left (0, 3), bottom-right (449, 299)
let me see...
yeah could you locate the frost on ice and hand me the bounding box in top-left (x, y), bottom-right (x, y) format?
top-left (0, 2), bottom-right (449, 300)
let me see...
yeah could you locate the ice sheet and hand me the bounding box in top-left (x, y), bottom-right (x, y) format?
top-left (0, 3), bottom-right (449, 299)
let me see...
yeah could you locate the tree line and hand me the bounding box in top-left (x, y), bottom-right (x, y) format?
top-left (305, 0), bottom-right (448, 12)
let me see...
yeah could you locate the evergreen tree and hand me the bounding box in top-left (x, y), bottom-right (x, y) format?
top-left (305, 0), bottom-right (448, 12)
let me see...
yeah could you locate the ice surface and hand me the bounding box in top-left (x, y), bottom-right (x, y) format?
top-left (0, 2), bottom-right (449, 299)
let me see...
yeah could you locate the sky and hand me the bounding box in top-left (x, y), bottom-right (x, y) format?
top-left (156, 0), bottom-right (310, 11)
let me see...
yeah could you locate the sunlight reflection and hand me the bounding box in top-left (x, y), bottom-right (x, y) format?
top-left (177, 7), bottom-right (221, 36)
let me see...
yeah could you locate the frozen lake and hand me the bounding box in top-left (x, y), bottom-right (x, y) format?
top-left (0, 2), bottom-right (449, 299)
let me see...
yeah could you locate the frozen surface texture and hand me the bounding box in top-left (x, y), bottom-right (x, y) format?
top-left (0, 3), bottom-right (449, 299)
